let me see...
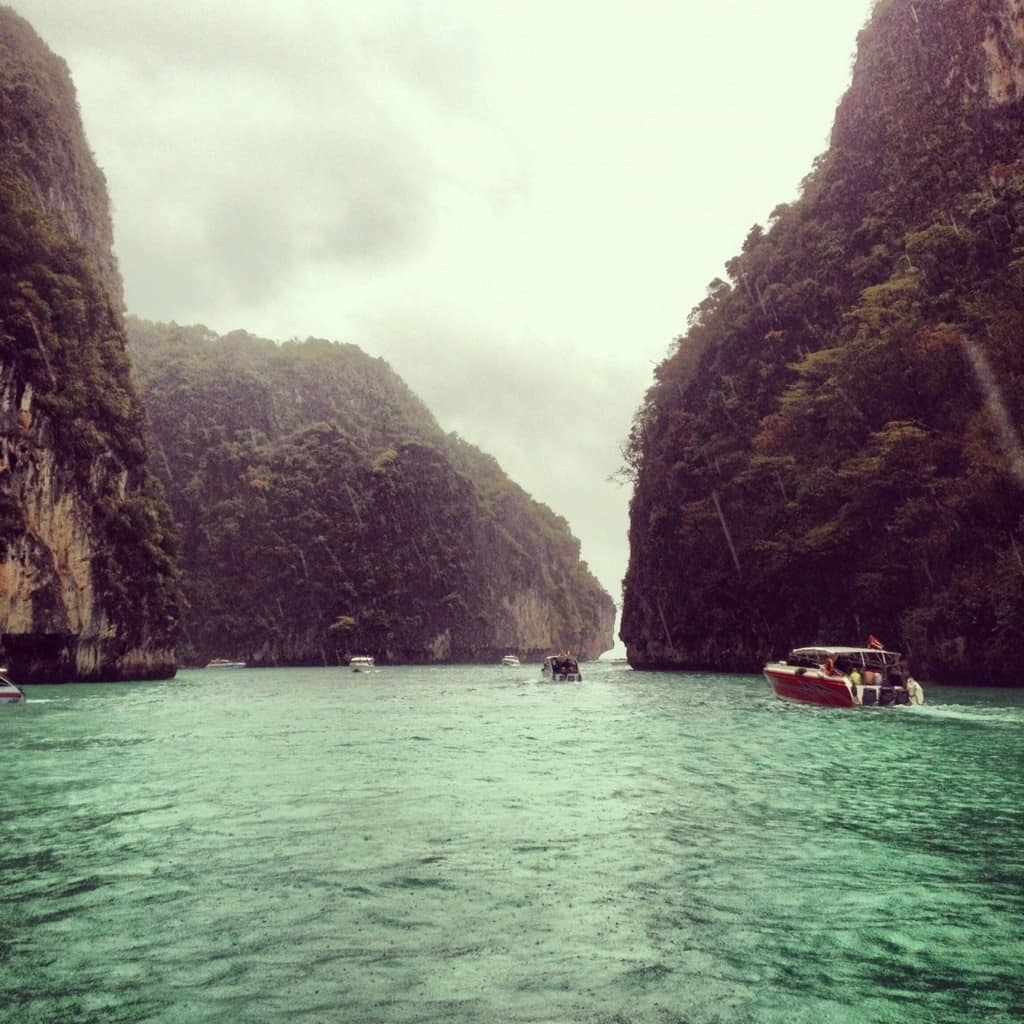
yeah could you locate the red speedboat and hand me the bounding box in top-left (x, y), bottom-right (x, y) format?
top-left (763, 645), bottom-right (925, 708)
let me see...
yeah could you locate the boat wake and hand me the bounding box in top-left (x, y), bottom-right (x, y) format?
top-left (910, 703), bottom-right (1022, 727)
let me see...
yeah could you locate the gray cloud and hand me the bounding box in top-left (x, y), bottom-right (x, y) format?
top-left (11, 0), bottom-right (874, 623)
top-left (17, 0), bottom-right (479, 103)
top-left (358, 310), bottom-right (646, 601)
top-left (16, 0), bottom-right (479, 316)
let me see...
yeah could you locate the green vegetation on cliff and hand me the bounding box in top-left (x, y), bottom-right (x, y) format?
top-left (128, 319), bottom-right (614, 665)
top-left (622, 0), bottom-right (1024, 684)
top-left (0, 7), bottom-right (179, 678)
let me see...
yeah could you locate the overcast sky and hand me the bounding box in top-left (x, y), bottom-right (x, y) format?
top-left (13, 0), bottom-right (873, 647)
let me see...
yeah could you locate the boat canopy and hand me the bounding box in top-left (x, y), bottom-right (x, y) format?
top-left (545, 654), bottom-right (579, 672)
top-left (787, 646), bottom-right (900, 669)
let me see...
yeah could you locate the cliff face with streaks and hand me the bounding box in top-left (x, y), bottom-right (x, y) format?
top-left (622, 0), bottom-right (1024, 683)
top-left (0, 8), bottom-right (179, 681)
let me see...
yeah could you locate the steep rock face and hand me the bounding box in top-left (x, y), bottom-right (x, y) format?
top-left (0, 9), bottom-right (123, 310)
top-left (0, 9), bottom-right (179, 681)
top-left (982, 0), bottom-right (1024, 101)
top-left (128, 320), bottom-right (614, 665)
top-left (622, 0), bottom-right (1024, 684)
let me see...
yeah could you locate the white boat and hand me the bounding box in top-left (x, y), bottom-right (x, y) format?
top-left (763, 643), bottom-right (925, 708)
top-left (501, 655), bottom-right (521, 667)
top-left (350, 655), bottom-right (375, 672)
top-left (0, 668), bottom-right (26, 704)
top-left (205, 658), bottom-right (246, 669)
top-left (541, 654), bottom-right (582, 683)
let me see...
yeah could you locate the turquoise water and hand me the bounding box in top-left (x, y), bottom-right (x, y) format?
top-left (1, 663), bottom-right (1021, 1024)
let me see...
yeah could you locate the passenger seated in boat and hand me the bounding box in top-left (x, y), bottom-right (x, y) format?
top-left (849, 667), bottom-right (862, 686)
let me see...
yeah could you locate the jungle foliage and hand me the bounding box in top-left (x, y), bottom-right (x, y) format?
top-left (128, 320), bottom-right (613, 665)
top-left (622, 0), bottom-right (1024, 684)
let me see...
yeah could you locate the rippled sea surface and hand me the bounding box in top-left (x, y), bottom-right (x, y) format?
top-left (2, 663), bottom-right (1022, 1024)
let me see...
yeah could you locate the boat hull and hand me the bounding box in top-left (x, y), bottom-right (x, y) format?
top-left (764, 667), bottom-right (921, 708)
top-left (1, 686), bottom-right (25, 704)
top-left (764, 667), bottom-right (855, 707)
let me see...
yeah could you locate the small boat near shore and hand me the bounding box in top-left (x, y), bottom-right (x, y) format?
top-left (501, 655), bottom-right (521, 667)
top-left (349, 655), bottom-right (375, 672)
top-left (0, 668), bottom-right (26, 704)
top-left (764, 643), bottom-right (924, 708)
top-left (541, 654), bottom-right (582, 683)
top-left (205, 658), bottom-right (246, 669)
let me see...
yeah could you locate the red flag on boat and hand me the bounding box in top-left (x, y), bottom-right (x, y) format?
top-left (868, 635), bottom-right (884, 650)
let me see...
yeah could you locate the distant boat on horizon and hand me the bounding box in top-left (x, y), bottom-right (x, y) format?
top-left (500, 654), bottom-right (520, 667)
top-left (205, 658), bottom-right (247, 669)
top-left (349, 655), bottom-right (375, 672)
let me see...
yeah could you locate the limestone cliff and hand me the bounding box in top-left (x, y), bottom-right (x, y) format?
top-left (128, 319), bottom-right (614, 665)
top-left (0, 8), bottom-right (179, 681)
top-left (621, 0), bottom-right (1024, 684)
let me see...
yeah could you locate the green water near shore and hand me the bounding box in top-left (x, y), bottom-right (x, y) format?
top-left (2, 663), bottom-right (1021, 1023)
